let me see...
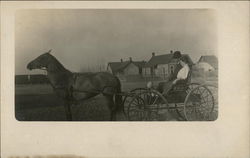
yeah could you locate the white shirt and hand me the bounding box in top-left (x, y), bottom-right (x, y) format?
top-left (177, 64), bottom-right (190, 80)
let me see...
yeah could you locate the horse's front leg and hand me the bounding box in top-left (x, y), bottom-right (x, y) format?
top-left (104, 95), bottom-right (115, 121)
top-left (64, 99), bottom-right (73, 121)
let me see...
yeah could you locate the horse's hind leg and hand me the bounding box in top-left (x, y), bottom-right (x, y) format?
top-left (109, 102), bottom-right (116, 121)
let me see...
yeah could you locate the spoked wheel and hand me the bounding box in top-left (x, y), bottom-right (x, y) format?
top-left (123, 88), bottom-right (148, 116)
top-left (186, 83), bottom-right (200, 93)
top-left (127, 89), bottom-right (168, 121)
top-left (183, 85), bottom-right (215, 121)
top-left (175, 83), bottom-right (201, 120)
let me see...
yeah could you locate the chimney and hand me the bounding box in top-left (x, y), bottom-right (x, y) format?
top-left (129, 57), bottom-right (132, 62)
top-left (120, 59), bottom-right (123, 62)
top-left (152, 52), bottom-right (155, 57)
top-left (170, 50), bottom-right (173, 54)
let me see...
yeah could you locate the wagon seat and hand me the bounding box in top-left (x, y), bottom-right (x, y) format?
top-left (164, 71), bottom-right (192, 103)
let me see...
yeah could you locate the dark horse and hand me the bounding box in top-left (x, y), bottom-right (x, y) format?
top-left (27, 50), bottom-right (123, 121)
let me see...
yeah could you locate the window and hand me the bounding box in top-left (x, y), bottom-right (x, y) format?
top-left (170, 65), bottom-right (174, 74)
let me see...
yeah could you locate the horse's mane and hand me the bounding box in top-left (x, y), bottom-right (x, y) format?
top-left (46, 53), bottom-right (70, 72)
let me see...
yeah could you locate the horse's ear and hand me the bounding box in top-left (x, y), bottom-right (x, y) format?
top-left (47, 49), bottom-right (52, 54)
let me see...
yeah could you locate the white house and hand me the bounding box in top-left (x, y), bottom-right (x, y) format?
top-left (198, 55), bottom-right (218, 70)
top-left (195, 62), bottom-right (215, 71)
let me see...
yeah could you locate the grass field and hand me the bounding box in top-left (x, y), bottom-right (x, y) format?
top-left (15, 78), bottom-right (218, 121)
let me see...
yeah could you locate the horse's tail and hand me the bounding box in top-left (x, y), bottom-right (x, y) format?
top-left (114, 76), bottom-right (124, 114)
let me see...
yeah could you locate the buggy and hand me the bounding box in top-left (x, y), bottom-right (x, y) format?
top-left (122, 73), bottom-right (217, 121)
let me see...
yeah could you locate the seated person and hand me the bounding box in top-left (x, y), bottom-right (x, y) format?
top-left (157, 51), bottom-right (190, 95)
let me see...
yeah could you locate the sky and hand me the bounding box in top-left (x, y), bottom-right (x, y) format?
top-left (15, 9), bottom-right (217, 75)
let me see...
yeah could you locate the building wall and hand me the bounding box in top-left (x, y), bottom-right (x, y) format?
top-left (168, 59), bottom-right (179, 74)
top-left (142, 67), bottom-right (151, 76)
top-left (168, 63), bottom-right (176, 74)
top-left (107, 65), bottom-right (113, 74)
top-left (154, 62), bottom-right (178, 78)
top-left (156, 64), bottom-right (169, 76)
top-left (123, 63), bottom-right (139, 75)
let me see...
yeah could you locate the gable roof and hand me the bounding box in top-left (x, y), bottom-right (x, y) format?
top-left (146, 53), bottom-right (193, 67)
top-left (133, 61), bottom-right (147, 68)
top-left (195, 62), bottom-right (215, 71)
top-left (198, 55), bottom-right (218, 69)
top-left (108, 60), bottom-right (146, 73)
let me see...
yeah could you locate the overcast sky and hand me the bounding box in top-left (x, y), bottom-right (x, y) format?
top-left (15, 9), bottom-right (217, 75)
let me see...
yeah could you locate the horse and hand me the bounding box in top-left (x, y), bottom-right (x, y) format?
top-left (27, 50), bottom-right (124, 121)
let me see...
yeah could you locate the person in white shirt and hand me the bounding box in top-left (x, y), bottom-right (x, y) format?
top-left (161, 56), bottom-right (190, 95)
top-left (172, 58), bottom-right (190, 84)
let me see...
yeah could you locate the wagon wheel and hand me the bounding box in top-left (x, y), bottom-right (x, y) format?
top-left (183, 85), bottom-right (215, 121)
top-left (186, 83), bottom-right (200, 93)
top-left (127, 90), bottom-right (168, 121)
top-left (175, 83), bottom-right (201, 120)
top-left (123, 88), bottom-right (148, 116)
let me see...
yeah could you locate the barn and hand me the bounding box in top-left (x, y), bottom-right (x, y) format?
top-left (107, 57), bottom-right (146, 81)
top-left (193, 55), bottom-right (218, 78)
top-left (144, 52), bottom-right (193, 79)
top-left (195, 62), bottom-right (215, 71)
top-left (198, 55), bottom-right (218, 70)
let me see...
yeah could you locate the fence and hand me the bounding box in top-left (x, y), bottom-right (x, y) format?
top-left (15, 74), bottom-right (50, 85)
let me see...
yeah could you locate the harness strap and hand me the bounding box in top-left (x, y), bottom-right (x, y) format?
top-left (48, 73), bottom-right (119, 98)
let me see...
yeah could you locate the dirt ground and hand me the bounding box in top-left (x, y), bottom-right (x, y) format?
top-left (15, 79), bottom-right (218, 121)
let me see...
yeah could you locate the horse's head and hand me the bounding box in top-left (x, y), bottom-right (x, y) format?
top-left (27, 50), bottom-right (53, 70)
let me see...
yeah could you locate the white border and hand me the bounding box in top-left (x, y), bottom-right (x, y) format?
top-left (1, 1), bottom-right (249, 158)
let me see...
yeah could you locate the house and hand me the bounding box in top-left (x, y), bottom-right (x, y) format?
top-left (107, 57), bottom-right (146, 80)
top-left (195, 62), bottom-right (215, 71)
top-left (144, 51), bottom-right (193, 78)
top-left (198, 55), bottom-right (218, 70)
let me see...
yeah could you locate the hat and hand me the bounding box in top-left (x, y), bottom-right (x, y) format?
top-left (173, 51), bottom-right (182, 59)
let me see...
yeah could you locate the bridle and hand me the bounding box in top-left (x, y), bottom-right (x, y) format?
top-left (39, 67), bottom-right (47, 71)
top-left (38, 66), bottom-right (59, 73)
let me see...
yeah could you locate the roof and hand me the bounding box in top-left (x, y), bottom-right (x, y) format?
top-left (133, 61), bottom-right (147, 68)
top-left (195, 62), bottom-right (215, 71)
top-left (198, 55), bottom-right (218, 69)
top-left (146, 53), bottom-right (193, 67)
top-left (108, 60), bottom-right (146, 73)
